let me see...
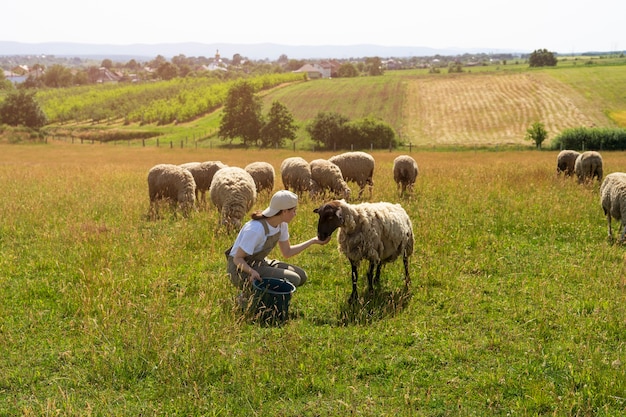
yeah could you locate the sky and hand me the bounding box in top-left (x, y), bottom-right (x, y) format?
top-left (2, 0), bottom-right (624, 54)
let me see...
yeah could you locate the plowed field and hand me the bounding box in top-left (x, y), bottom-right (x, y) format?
top-left (402, 72), bottom-right (611, 146)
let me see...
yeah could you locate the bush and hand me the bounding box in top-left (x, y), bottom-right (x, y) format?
top-left (551, 127), bottom-right (626, 150)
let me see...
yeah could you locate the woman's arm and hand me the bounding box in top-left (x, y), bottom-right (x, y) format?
top-left (232, 247), bottom-right (262, 282)
top-left (278, 236), bottom-right (331, 258)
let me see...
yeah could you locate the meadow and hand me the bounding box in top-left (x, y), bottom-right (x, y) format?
top-left (1, 143), bottom-right (625, 416)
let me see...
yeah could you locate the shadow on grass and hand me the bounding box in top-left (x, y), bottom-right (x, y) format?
top-left (336, 286), bottom-right (413, 325)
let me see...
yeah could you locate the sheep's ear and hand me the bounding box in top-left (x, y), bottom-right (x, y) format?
top-left (335, 207), bottom-right (343, 221)
top-left (313, 207), bottom-right (320, 214)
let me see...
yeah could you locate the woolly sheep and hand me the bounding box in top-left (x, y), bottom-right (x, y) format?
top-left (313, 199), bottom-right (414, 301)
top-left (210, 166), bottom-right (257, 230)
top-left (328, 151), bottom-right (375, 199)
top-left (574, 151), bottom-right (603, 183)
top-left (147, 164), bottom-right (196, 219)
top-left (245, 161), bottom-right (275, 195)
top-left (280, 156), bottom-right (312, 195)
top-left (179, 160), bottom-right (226, 206)
top-left (310, 159), bottom-right (351, 200)
top-left (600, 172), bottom-right (626, 243)
top-left (393, 155), bottom-right (419, 196)
top-left (556, 150), bottom-right (580, 176)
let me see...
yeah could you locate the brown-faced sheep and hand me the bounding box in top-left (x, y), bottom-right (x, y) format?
top-left (393, 155), bottom-right (419, 196)
top-left (280, 156), bottom-right (312, 195)
top-left (328, 151), bottom-right (375, 199)
top-left (575, 151), bottom-right (603, 183)
top-left (314, 199), bottom-right (414, 301)
top-left (556, 150), bottom-right (580, 176)
top-left (310, 159), bottom-right (351, 200)
top-left (179, 161), bottom-right (226, 206)
top-left (600, 172), bottom-right (626, 243)
top-left (210, 166), bottom-right (257, 230)
top-left (147, 164), bottom-right (196, 219)
top-left (245, 161), bottom-right (275, 196)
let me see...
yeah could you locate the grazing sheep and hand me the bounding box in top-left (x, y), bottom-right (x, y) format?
top-left (600, 172), bottom-right (626, 243)
top-left (313, 199), bottom-right (414, 301)
top-left (574, 151), bottom-right (603, 183)
top-left (179, 160), bottom-right (226, 206)
top-left (245, 161), bottom-right (275, 196)
top-left (310, 159), bottom-right (351, 200)
top-left (147, 164), bottom-right (196, 219)
top-left (393, 155), bottom-right (419, 196)
top-left (210, 166), bottom-right (257, 230)
top-left (280, 156), bottom-right (312, 195)
top-left (556, 150), bottom-right (580, 176)
top-left (328, 151), bottom-right (375, 199)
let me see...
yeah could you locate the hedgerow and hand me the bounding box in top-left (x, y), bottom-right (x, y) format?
top-left (551, 126), bottom-right (626, 150)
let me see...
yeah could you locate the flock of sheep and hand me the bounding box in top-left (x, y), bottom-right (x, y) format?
top-left (147, 151), bottom-right (420, 300)
top-left (557, 149), bottom-right (626, 244)
top-left (146, 148), bottom-right (626, 302)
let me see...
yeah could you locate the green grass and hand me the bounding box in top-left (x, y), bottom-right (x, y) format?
top-left (1, 145), bottom-right (625, 415)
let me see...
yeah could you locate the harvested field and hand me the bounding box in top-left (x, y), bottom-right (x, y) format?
top-left (402, 72), bottom-right (612, 147)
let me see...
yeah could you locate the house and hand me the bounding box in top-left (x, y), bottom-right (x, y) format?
top-left (293, 63), bottom-right (324, 79)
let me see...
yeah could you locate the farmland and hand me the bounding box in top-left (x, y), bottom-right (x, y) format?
top-left (1, 59), bottom-right (626, 415)
top-left (6, 57), bottom-right (622, 150)
top-left (1, 144), bottom-right (626, 415)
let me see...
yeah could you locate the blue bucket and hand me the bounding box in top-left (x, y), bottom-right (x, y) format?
top-left (252, 278), bottom-right (296, 323)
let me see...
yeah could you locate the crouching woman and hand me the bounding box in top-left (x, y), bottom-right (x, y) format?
top-left (226, 190), bottom-right (330, 303)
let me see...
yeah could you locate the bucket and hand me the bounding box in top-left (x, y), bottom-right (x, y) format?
top-left (251, 278), bottom-right (296, 324)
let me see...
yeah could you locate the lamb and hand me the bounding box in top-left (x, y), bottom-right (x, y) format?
top-left (313, 199), bottom-right (414, 301)
top-left (393, 155), bottom-right (419, 196)
top-left (209, 166), bottom-right (257, 230)
top-left (245, 161), bottom-right (275, 196)
top-left (328, 151), bottom-right (375, 199)
top-left (309, 159), bottom-right (351, 200)
top-left (574, 151), bottom-right (603, 183)
top-left (556, 150), bottom-right (580, 176)
top-left (147, 164), bottom-right (196, 219)
top-left (280, 156), bottom-right (312, 195)
top-left (179, 161), bottom-right (226, 206)
top-left (600, 172), bottom-right (626, 243)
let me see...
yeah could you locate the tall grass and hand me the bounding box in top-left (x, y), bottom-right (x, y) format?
top-left (1, 144), bottom-right (625, 415)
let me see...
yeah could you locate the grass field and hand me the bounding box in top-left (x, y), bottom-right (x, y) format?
top-left (1, 143), bottom-right (625, 415)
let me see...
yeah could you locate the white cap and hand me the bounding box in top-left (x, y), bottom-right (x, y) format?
top-left (262, 190), bottom-right (298, 217)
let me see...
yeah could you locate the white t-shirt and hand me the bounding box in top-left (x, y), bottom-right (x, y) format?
top-left (229, 219), bottom-right (289, 257)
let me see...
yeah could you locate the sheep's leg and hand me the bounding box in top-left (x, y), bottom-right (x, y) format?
top-left (620, 221), bottom-right (626, 244)
top-left (403, 255), bottom-right (411, 288)
top-left (350, 261), bottom-right (359, 302)
top-left (607, 212), bottom-right (614, 242)
top-left (367, 262), bottom-right (380, 292)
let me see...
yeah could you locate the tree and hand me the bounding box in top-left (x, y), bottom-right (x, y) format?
top-left (525, 121), bottom-right (548, 149)
top-left (337, 62), bottom-right (359, 78)
top-left (528, 49), bottom-right (557, 67)
top-left (259, 101), bottom-right (297, 148)
top-left (43, 64), bottom-right (73, 88)
top-left (0, 89), bottom-right (47, 129)
top-left (365, 57), bottom-right (384, 76)
top-left (306, 111), bottom-right (350, 149)
top-left (218, 81), bottom-right (263, 146)
top-left (156, 62), bottom-right (178, 80)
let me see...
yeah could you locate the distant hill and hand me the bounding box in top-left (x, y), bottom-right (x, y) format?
top-left (0, 41), bottom-right (527, 60)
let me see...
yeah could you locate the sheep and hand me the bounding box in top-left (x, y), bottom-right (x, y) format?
top-left (328, 151), bottom-right (375, 199)
top-left (556, 150), bottom-right (580, 177)
top-left (245, 161), bottom-right (275, 196)
top-left (147, 164), bottom-right (196, 219)
top-left (574, 151), bottom-right (603, 183)
top-left (309, 159), bottom-right (351, 200)
top-left (393, 155), bottom-right (419, 196)
top-left (600, 172), bottom-right (626, 243)
top-left (209, 166), bottom-right (257, 230)
top-left (179, 161), bottom-right (226, 207)
top-left (280, 156), bottom-right (312, 195)
top-left (313, 199), bottom-right (414, 301)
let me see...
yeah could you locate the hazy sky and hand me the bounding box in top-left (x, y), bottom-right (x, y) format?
top-left (2, 0), bottom-right (624, 53)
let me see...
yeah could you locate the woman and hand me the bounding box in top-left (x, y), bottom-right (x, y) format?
top-left (226, 190), bottom-right (330, 297)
